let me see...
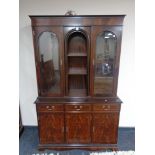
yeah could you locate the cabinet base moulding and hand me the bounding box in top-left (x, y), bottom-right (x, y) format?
top-left (38, 144), bottom-right (119, 151)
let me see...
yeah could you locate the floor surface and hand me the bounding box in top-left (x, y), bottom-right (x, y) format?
top-left (19, 127), bottom-right (135, 155)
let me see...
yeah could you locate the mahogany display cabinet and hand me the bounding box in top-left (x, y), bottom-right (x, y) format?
top-left (30, 15), bottom-right (125, 151)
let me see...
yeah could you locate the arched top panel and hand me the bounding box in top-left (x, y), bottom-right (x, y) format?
top-left (66, 29), bottom-right (88, 55)
top-left (66, 28), bottom-right (88, 41)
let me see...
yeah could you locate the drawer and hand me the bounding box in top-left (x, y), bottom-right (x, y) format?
top-left (93, 104), bottom-right (120, 111)
top-left (65, 104), bottom-right (91, 111)
top-left (37, 104), bottom-right (64, 112)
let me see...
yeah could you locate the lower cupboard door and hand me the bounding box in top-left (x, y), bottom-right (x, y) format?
top-left (92, 113), bottom-right (119, 144)
top-left (66, 113), bottom-right (91, 143)
top-left (38, 113), bottom-right (64, 144)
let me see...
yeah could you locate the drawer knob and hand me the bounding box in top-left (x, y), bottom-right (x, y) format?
top-left (46, 106), bottom-right (49, 109)
top-left (74, 106), bottom-right (78, 108)
top-left (105, 99), bottom-right (108, 102)
top-left (52, 106), bottom-right (55, 109)
top-left (80, 106), bottom-right (83, 108)
top-left (104, 105), bottom-right (110, 110)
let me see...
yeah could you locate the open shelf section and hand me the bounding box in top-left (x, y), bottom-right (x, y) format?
top-left (67, 31), bottom-right (88, 96)
top-left (68, 75), bottom-right (87, 96)
top-left (68, 52), bottom-right (87, 57)
top-left (68, 89), bottom-right (87, 97)
top-left (68, 68), bottom-right (87, 75)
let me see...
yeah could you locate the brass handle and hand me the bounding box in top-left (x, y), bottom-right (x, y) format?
top-left (104, 105), bottom-right (110, 110)
top-left (74, 106), bottom-right (78, 108)
top-left (48, 109), bottom-right (52, 111)
top-left (52, 106), bottom-right (55, 109)
top-left (102, 105), bottom-right (105, 108)
top-left (76, 109), bottom-right (80, 111)
top-left (46, 106), bottom-right (49, 108)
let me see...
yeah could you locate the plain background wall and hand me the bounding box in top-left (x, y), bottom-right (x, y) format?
top-left (19, 0), bottom-right (135, 127)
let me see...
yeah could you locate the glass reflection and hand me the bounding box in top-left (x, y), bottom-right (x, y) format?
top-left (95, 31), bottom-right (116, 76)
top-left (39, 32), bottom-right (60, 94)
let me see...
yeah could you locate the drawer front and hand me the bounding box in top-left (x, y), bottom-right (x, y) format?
top-left (37, 104), bottom-right (64, 112)
top-left (65, 104), bottom-right (91, 112)
top-left (93, 104), bottom-right (120, 111)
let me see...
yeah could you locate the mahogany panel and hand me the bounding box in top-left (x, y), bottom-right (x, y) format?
top-left (92, 113), bottom-right (119, 144)
top-left (38, 113), bottom-right (64, 144)
top-left (66, 113), bottom-right (92, 143)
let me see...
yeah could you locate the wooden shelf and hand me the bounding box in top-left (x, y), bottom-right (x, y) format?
top-left (95, 76), bottom-right (113, 79)
top-left (68, 89), bottom-right (87, 97)
top-left (68, 53), bottom-right (87, 57)
top-left (68, 68), bottom-right (87, 75)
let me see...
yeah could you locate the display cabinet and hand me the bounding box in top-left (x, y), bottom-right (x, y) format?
top-left (30, 15), bottom-right (125, 151)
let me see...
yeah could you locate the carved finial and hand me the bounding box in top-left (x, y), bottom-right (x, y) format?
top-left (65, 10), bottom-right (77, 16)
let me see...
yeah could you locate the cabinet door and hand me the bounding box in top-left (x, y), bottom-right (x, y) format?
top-left (33, 26), bottom-right (64, 97)
top-left (92, 113), bottom-right (119, 144)
top-left (90, 26), bottom-right (123, 96)
top-left (66, 113), bottom-right (91, 143)
top-left (38, 113), bottom-right (64, 144)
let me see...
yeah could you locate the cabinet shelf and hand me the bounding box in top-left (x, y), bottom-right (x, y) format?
top-left (68, 68), bottom-right (87, 75)
top-left (68, 89), bottom-right (87, 97)
top-left (68, 52), bottom-right (87, 57)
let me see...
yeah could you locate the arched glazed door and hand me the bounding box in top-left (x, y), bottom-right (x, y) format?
top-left (90, 26), bottom-right (123, 97)
top-left (33, 27), bottom-right (64, 96)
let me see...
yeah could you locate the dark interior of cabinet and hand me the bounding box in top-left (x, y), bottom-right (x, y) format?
top-left (66, 32), bottom-right (88, 96)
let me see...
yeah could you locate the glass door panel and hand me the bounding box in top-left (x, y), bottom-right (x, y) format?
top-left (38, 31), bottom-right (61, 94)
top-left (94, 31), bottom-right (117, 96)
